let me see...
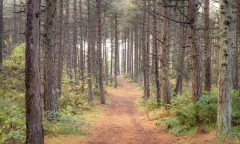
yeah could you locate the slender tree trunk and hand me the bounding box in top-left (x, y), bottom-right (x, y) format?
top-left (161, 0), bottom-right (171, 108)
top-left (188, 0), bottom-right (202, 102)
top-left (134, 20), bottom-right (139, 82)
top-left (103, 10), bottom-right (108, 86)
top-left (25, 0), bottom-right (43, 143)
top-left (110, 18), bottom-right (113, 84)
top-left (57, 0), bottom-right (63, 97)
top-left (142, 0), bottom-right (149, 98)
top-left (79, 0), bottom-right (85, 91)
top-left (0, 0), bottom-right (3, 67)
top-left (114, 13), bottom-right (118, 88)
top-left (96, 0), bottom-right (105, 104)
top-left (87, 0), bottom-right (93, 102)
top-left (233, 1), bottom-right (240, 90)
top-left (153, 0), bottom-right (160, 102)
top-left (65, 0), bottom-right (72, 79)
top-left (13, 0), bottom-right (17, 46)
top-left (204, 0), bottom-right (211, 92)
top-left (73, 0), bottom-right (78, 84)
top-left (174, 1), bottom-right (186, 96)
top-left (131, 28), bottom-right (134, 78)
top-left (44, 0), bottom-right (58, 120)
top-left (217, 0), bottom-right (233, 137)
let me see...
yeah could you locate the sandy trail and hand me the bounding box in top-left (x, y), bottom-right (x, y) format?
top-left (87, 78), bottom-right (214, 144)
top-left (46, 77), bottom-right (214, 144)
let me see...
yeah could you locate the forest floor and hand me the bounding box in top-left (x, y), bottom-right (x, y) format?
top-left (46, 77), bottom-right (215, 144)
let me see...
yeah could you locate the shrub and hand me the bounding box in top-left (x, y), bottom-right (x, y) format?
top-left (159, 92), bottom-right (218, 135)
top-left (232, 90), bottom-right (240, 126)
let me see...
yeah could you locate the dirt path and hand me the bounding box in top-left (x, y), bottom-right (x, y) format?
top-left (46, 77), bottom-right (215, 144)
top-left (87, 78), bottom-right (214, 144)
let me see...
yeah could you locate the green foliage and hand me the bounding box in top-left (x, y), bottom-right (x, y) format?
top-left (43, 115), bottom-right (88, 137)
top-left (159, 92), bottom-right (217, 135)
top-left (0, 44), bottom-right (26, 143)
top-left (3, 43), bottom-right (25, 71)
top-left (0, 91), bottom-right (25, 144)
top-left (0, 44), bottom-right (93, 143)
top-left (195, 92), bottom-right (217, 124)
top-left (137, 97), bottom-right (161, 114)
top-left (232, 90), bottom-right (240, 126)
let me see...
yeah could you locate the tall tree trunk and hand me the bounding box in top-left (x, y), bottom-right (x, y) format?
top-left (153, 0), bottom-right (160, 102)
top-left (174, 1), bottom-right (186, 96)
top-left (188, 0), bottom-right (202, 101)
top-left (204, 0), bottom-right (211, 92)
top-left (0, 0), bottom-right (3, 67)
top-left (130, 28), bottom-right (134, 78)
top-left (73, 0), bottom-right (78, 84)
top-left (233, 1), bottom-right (240, 90)
top-left (110, 18), bottom-right (113, 84)
top-left (57, 0), bottom-right (63, 97)
top-left (103, 10), bottom-right (108, 86)
top-left (161, 0), bottom-right (171, 108)
top-left (114, 13), bottom-right (118, 88)
top-left (65, 0), bottom-right (72, 79)
top-left (44, 0), bottom-right (58, 120)
top-left (87, 0), bottom-right (93, 102)
top-left (217, 0), bottom-right (233, 137)
top-left (13, 0), bottom-right (17, 46)
top-left (142, 0), bottom-right (149, 98)
top-left (25, 0), bottom-right (44, 143)
top-left (96, 0), bottom-right (105, 104)
top-left (79, 0), bottom-right (85, 91)
top-left (134, 20), bottom-right (139, 82)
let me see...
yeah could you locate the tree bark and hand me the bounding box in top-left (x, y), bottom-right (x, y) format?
top-left (161, 0), bottom-right (171, 108)
top-left (153, 0), bottom-right (160, 102)
top-left (25, 0), bottom-right (44, 143)
top-left (0, 0), bottom-right (3, 67)
top-left (96, 0), bottom-right (105, 104)
top-left (87, 0), bottom-right (93, 102)
top-left (204, 0), bottom-right (211, 92)
top-left (188, 0), bottom-right (202, 102)
top-left (114, 13), bottom-right (118, 88)
top-left (79, 0), bottom-right (85, 91)
top-left (134, 20), bottom-right (139, 82)
top-left (217, 0), bottom-right (233, 137)
top-left (233, 1), bottom-right (240, 90)
top-left (44, 0), bottom-right (58, 120)
top-left (73, 0), bottom-right (78, 84)
top-left (57, 0), bottom-right (63, 97)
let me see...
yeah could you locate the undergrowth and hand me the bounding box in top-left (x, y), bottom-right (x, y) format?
top-left (156, 91), bottom-right (240, 136)
top-left (0, 44), bottom-right (104, 143)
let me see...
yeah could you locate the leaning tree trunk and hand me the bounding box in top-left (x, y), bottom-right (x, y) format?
top-left (217, 0), bottom-right (233, 137)
top-left (25, 0), bottom-right (44, 143)
top-left (188, 0), bottom-right (202, 102)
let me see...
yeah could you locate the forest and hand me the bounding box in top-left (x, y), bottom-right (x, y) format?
top-left (0, 0), bottom-right (239, 143)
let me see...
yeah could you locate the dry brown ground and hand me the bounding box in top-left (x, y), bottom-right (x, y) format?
top-left (46, 77), bottom-right (216, 144)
